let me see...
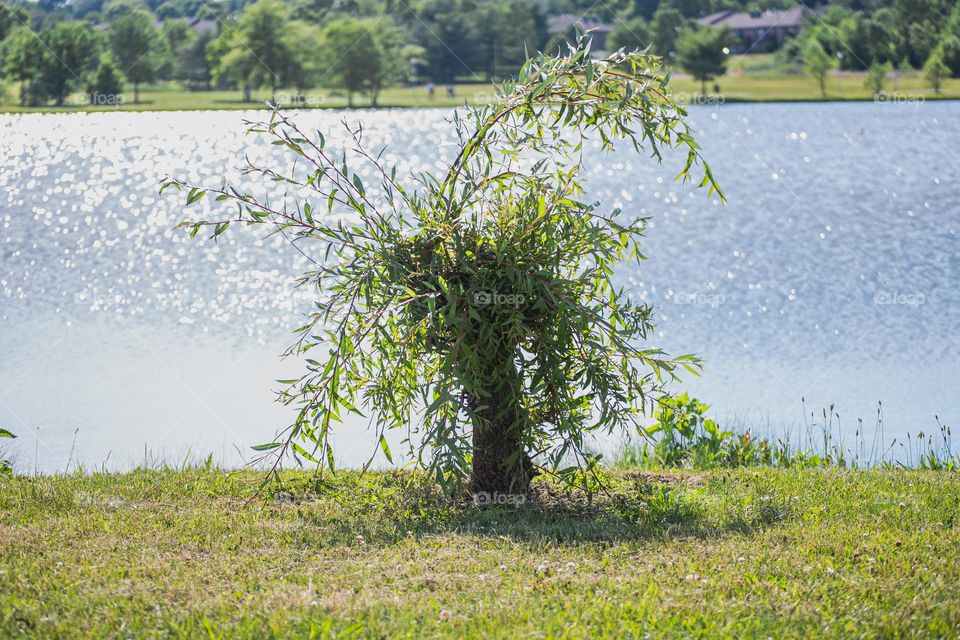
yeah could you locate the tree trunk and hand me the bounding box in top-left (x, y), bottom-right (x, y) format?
top-left (467, 358), bottom-right (535, 496)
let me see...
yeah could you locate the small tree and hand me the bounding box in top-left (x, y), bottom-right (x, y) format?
top-left (36, 22), bottom-right (102, 106)
top-left (211, 0), bottom-right (306, 100)
top-left (412, 0), bottom-right (477, 84)
top-left (317, 18), bottom-right (368, 106)
top-left (109, 10), bottom-right (170, 103)
top-left (803, 38), bottom-right (834, 98)
top-left (893, 57), bottom-right (912, 92)
top-left (652, 5), bottom-right (687, 58)
top-left (163, 18), bottom-right (194, 62)
top-left (865, 61), bottom-right (891, 95)
top-left (0, 26), bottom-right (41, 106)
top-left (319, 17), bottom-right (406, 107)
top-left (922, 48), bottom-right (949, 94)
top-left (365, 19), bottom-right (407, 107)
top-left (471, 0), bottom-right (548, 80)
top-left (163, 40), bottom-right (722, 495)
top-left (178, 29), bottom-right (215, 90)
top-left (87, 56), bottom-right (126, 105)
top-left (282, 21), bottom-right (323, 102)
top-left (676, 26), bottom-right (735, 95)
top-left (939, 4), bottom-right (960, 74)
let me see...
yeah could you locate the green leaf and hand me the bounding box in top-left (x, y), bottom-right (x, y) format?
top-left (292, 442), bottom-right (319, 464)
top-left (251, 442), bottom-right (283, 452)
top-left (378, 434), bottom-right (393, 463)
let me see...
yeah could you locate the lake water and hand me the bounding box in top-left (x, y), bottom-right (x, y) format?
top-left (1, 102), bottom-right (958, 472)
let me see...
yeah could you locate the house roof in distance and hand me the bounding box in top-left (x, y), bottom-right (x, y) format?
top-left (147, 17), bottom-right (218, 33)
top-left (696, 6), bottom-right (807, 30)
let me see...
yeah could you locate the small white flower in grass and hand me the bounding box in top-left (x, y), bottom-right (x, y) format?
top-left (565, 562), bottom-right (577, 571)
top-left (439, 610), bottom-right (452, 621)
top-left (826, 566), bottom-right (836, 575)
top-left (356, 534), bottom-right (365, 545)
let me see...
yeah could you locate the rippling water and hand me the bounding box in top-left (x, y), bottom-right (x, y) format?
top-left (1, 103), bottom-right (957, 472)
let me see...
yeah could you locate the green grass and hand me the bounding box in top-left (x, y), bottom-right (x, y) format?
top-left (0, 82), bottom-right (496, 113)
top-left (2, 53), bottom-right (958, 113)
top-left (2, 467), bottom-right (959, 637)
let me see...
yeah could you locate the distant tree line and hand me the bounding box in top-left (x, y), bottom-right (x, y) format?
top-left (779, 0), bottom-right (960, 74)
top-left (0, 0), bottom-right (958, 106)
top-left (0, 0), bottom-right (552, 106)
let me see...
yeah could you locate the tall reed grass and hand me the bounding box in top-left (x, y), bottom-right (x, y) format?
top-left (613, 397), bottom-right (957, 471)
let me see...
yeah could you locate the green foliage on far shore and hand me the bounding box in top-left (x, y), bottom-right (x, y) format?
top-left (2, 0), bottom-right (959, 108)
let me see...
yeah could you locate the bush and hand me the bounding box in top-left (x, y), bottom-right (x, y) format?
top-left (865, 61), bottom-right (891, 95)
top-left (0, 428), bottom-right (15, 477)
top-left (163, 38), bottom-right (722, 495)
top-left (922, 48), bottom-right (950, 93)
top-left (640, 394), bottom-right (739, 468)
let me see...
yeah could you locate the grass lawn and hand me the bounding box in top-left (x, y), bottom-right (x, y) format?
top-left (0, 82), bottom-right (497, 113)
top-left (2, 467), bottom-right (958, 637)
top-left (2, 53), bottom-right (958, 113)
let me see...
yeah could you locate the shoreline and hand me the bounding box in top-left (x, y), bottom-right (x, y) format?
top-left (2, 93), bottom-right (959, 116)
